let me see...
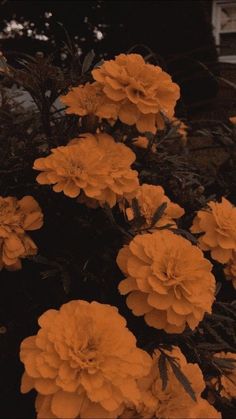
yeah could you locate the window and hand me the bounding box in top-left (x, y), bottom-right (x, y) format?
top-left (212, 0), bottom-right (236, 63)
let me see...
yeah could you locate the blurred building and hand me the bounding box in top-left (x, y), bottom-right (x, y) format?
top-left (211, 0), bottom-right (236, 119)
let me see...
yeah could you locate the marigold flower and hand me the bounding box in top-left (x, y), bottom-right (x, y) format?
top-left (132, 136), bottom-right (157, 153)
top-left (20, 300), bottom-right (152, 419)
top-left (125, 184), bottom-right (184, 228)
top-left (191, 197), bottom-right (236, 263)
top-left (224, 251), bottom-right (236, 289)
top-left (33, 133), bottom-right (139, 207)
top-left (229, 116), bottom-right (236, 125)
top-left (132, 136), bottom-right (149, 149)
top-left (213, 352), bottom-right (236, 400)
top-left (60, 82), bottom-right (119, 120)
top-left (0, 195), bottom-right (43, 270)
top-left (120, 347), bottom-right (221, 418)
top-left (172, 117), bottom-right (188, 145)
top-left (117, 230), bottom-right (215, 333)
top-left (92, 54), bottom-right (180, 134)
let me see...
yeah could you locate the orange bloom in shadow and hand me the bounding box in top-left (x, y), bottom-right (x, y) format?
top-left (92, 54), bottom-right (180, 134)
top-left (117, 230), bottom-right (215, 333)
top-left (213, 352), bottom-right (236, 400)
top-left (224, 251), bottom-right (236, 289)
top-left (120, 347), bottom-right (221, 418)
top-left (60, 82), bottom-right (119, 121)
top-left (172, 117), bottom-right (188, 145)
top-left (0, 196), bottom-right (43, 270)
top-left (191, 197), bottom-right (236, 263)
top-left (33, 133), bottom-right (139, 207)
top-left (229, 116), bottom-right (236, 124)
top-left (125, 184), bottom-right (184, 228)
top-left (20, 300), bottom-right (152, 419)
top-left (132, 136), bottom-right (149, 149)
top-left (132, 137), bottom-right (157, 152)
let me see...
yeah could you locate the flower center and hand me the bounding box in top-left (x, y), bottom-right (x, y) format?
top-left (69, 339), bottom-right (100, 371)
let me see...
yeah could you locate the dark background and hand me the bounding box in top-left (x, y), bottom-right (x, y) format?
top-left (0, 0), bottom-right (219, 113)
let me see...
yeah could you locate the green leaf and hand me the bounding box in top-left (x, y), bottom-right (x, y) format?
top-left (131, 198), bottom-right (142, 219)
top-left (150, 202), bottom-right (167, 228)
top-left (93, 59), bottom-right (104, 69)
top-left (130, 198), bottom-right (146, 229)
top-left (168, 358), bottom-right (196, 402)
top-left (143, 131), bottom-right (154, 141)
top-left (213, 357), bottom-right (236, 370)
top-left (156, 223), bottom-right (175, 230)
top-left (82, 50), bottom-right (95, 74)
top-left (158, 353), bottom-right (168, 390)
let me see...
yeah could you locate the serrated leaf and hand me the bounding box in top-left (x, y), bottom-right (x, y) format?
top-left (206, 312), bottom-right (235, 323)
top-left (197, 342), bottom-right (231, 351)
top-left (150, 202), bottom-right (167, 228)
top-left (131, 198), bottom-right (141, 219)
top-left (168, 358), bottom-right (196, 401)
top-left (213, 357), bottom-right (236, 370)
top-left (31, 255), bottom-right (51, 265)
top-left (156, 223), bottom-right (175, 230)
top-left (165, 125), bottom-right (179, 139)
top-left (195, 129), bottom-right (210, 136)
top-left (158, 353), bottom-right (168, 390)
top-left (82, 50), bottom-right (95, 74)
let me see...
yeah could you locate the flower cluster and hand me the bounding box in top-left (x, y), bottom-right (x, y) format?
top-left (0, 195), bottom-right (43, 270)
top-left (13, 52), bottom-right (232, 418)
top-left (125, 183), bottom-right (184, 229)
top-left (20, 300), bottom-right (152, 419)
top-left (120, 347), bottom-right (221, 418)
top-left (191, 197), bottom-right (236, 263)
top-left (34, 133), bottom-right (139, 207)
top-left (62, 53), bottom-right (180, 134)
top-left (117, 230), bottom-right (215, 333)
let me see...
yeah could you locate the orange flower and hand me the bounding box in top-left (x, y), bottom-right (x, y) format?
top-left (132, 136), bottom-right (149, 149)
top-left (191, 197), bottom-right (236, 263)
top-left (20, 300), bottom-right (152, 419)
top-left (213, 352), bottom-right (236, 400)
top-left (229, 116), bottom-right (236, 125)
top-left (120, 347), bottom-right (221, 418)
top-left (132, 136), bottom-right (158, 153)
top-left (224, 251), bottom-right (236, 289)
top-left (33, 133), bottom-right (139, 207)
top-left (0, 195), bottom-right (43, 270)
top-left (172, 117), bottom-right (188, 145)
top-left (117, 230), bottom-right (215, 333)
top-left (92, 54), bottom-right (180, 134)
top-left (60, 82), bottom-right (119, 120)
top-left (125, 184), bottom-right (184, 228)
